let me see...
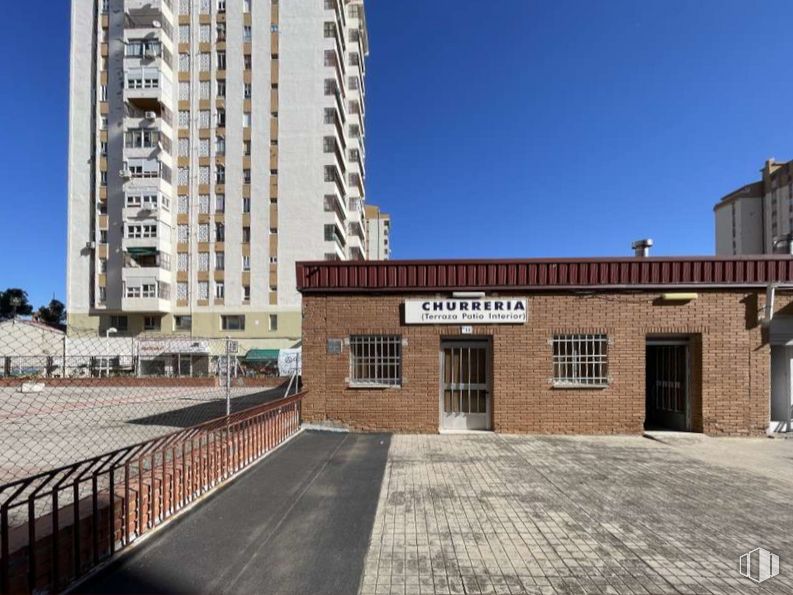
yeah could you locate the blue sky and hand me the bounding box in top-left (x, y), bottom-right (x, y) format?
top-left (1, 1), bottom-right (792, 308)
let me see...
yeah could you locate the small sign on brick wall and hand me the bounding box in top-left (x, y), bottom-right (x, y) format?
top-left (327, 338), bottom-right (342, 354)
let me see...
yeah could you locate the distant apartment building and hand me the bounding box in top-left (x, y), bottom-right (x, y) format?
top-left (364, 204), bottom-right (390, 259)
top-left (67, 0), bottom-right (369, 349)
top-left (715, 159), bottom-right (793, 255)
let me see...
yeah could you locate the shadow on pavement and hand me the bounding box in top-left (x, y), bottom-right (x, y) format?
top-left (128, 383), bottom-right (292, 429)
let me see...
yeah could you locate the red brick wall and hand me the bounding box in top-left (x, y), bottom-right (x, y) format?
top-left (302, 290), bottom-right (778, 436)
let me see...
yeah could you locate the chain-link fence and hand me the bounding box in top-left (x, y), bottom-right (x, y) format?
top-left (0, 320), bottom-right (301, 484)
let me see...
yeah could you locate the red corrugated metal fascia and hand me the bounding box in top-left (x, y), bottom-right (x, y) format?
top-left (295, 257), bottom-right (793, 293)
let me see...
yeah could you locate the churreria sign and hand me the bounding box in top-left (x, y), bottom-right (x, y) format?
top-left (404, 299), bottom-right (528, 324)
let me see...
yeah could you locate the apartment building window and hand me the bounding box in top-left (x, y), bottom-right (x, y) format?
top-left (324, 165), bottom-right (337, 183)
top-left (176, 282), bottom-right (188, 301)
top-left (110, 316), bottom-right (128, 332)
top-left (178, 224), bottom-right (189, 243)
top-left (126, 68), bottom-right (160, 89)
top-left (349, 53), bottom-right (360, 67)
top-left (215, 194), bottom-right (225, 213)
top-left (323, 137), bottom-right (336, 153)
top-left (349, 76), bottom-right (359, 90)
top-left (99, 84), bottom-right (107, 102)
top-left (242, 255), bottom-right (251, 270)
top-left (174, 315), bottom-right (191, 330)
top-left (244, 54), bottom-right (252, 70)
top-left (242, 226), bottom-right (251, 243)
top-left (217, 109), bottom-right (226, 128)
top-left (324, 79), bottom-right (337, 96)
top-left (199, 166), bottom-right (210, 184)
top-left (270, 227), bottom-right (278, 235)
top-left (99, 140), bottom-right (108, 157)
top-left (199, 25), bottom-right (211, 43)
top-left (349, 5), bottom-right (362, 18)
top-left (100, 116), bottom-right (108, 130)
top-left (177, 167), bottom-right (188, 185)
top-left (125, 193), bottom-right (158, 208)
top-left (178, 195), bottom-right (188, 213)
top-left (243, 26), bottom-right (252, 42)
top-left (99, 258), bottom-right (107, 273)
top-left (178, 0), bottom-right (190, 15)
top-left (243, 0), bottom-right (251, 12)
top-left (178, 138), bottom-right (190, 157)
top-left (349, 335), bottom-right (402, 387)
top-left (221, 315), bottom-right (245, 331)
top-left (243, 169), bottom-right (251, 184)
top-left (199, 0), bottom-right (210, 13)
top-left (215, 136), bottom-right (225, 155)
top-left (179, 82), bottom-right (190, 100)
top-left (324, 22), bottom-right (336, 38)
top-left (270, 256), bottom-right (278, 264)
top-left (199, 138), bottom-right (210, 157)
top-left (177, 252), bottom-right (189, 271)
top-left (179, 53), bottom-right (190, 71)
top-left (242, 197), bottom-right (251, 213)
top-left (242, 112), bottom-right (251, 128)
top-left (551, 334), bottom-right (609, 387)
top-left (198, 281), bottom-right (209, 300)
top-left (217, 79), bottom-right (226, 97)
top-left (216, 165), bottom-right (225, 184)
top-left (198, 252), bottom-right (209, 271)
top-left (126, 224), bottom-right (157, 238)
top-left (269, 315), bottom-right (278, 331)
top-left (244, 83), bottom-right (252, 99)
top-left (199, 80), bottom-right (211, 99)
top-left (243, 140), bottom-right (251, 156)
top-left (214, 282), bottom-right (225, 299)
top-left (198, 224), bottom-right (209, 242)
top-left (215, 251), bottom-right (225, 270)
top-left (217, 22), bottom-right (226, 42)
top-left (349, 124), bottom-right (361, 138)
top-left (98, 287), bottom-right (107, 303)
top-left (144, 316), bottom-right (160, 331)
top-left (199, 194), bottom-right (210, 214)
top-left (199, 110), bottom-right (210, 129)
top-left (217, 0), bottom-right (226, 13)
top-left (179, 25), bottom-right (190, 43)
top-left (199, 53), bottom-right (210, 71)
top-left (215, 222), bottom-right (225, 242)
top-left (350, 29), bottom-right (360, 42)
top-left (101, 0), bottom-right (109, 13)
top-left (243, 286), bottom-right (251, 301)
top-left (178, 110), bottom-right (190, 127)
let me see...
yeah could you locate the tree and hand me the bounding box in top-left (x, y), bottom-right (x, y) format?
top-left (0, 289), bottom-right (34, 319)
top-left (37, 299), bottom-right (66, 326)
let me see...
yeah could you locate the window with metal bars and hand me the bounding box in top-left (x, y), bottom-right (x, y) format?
top-left (349, 335), bottom-right (402, 387)
top-left (551, 334), bottom-right (609, 387)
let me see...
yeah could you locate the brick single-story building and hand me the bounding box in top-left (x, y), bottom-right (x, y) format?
top-left (297, 256), bottom-right (793, 436)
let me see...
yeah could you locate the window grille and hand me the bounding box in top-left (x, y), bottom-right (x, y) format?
top-left (551, 334), bottom-right (609, 387)
top-left (349, 335), bottom-right (402, 387)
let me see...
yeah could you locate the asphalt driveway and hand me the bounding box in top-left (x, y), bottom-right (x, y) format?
top-left (74, 430), bottom-right (391, 595)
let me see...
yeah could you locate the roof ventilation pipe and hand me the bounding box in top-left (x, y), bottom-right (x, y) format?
top-left (631, 239), bottom-right (653, 258)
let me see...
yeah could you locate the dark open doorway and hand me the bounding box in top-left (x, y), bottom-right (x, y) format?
top-left (645, 340), bottom-right (690, 431)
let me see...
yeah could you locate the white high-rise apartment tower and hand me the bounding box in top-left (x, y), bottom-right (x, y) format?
top-left (67, 0), bottom-right (368, 349)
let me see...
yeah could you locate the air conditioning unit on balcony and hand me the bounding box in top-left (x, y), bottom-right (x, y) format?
top-left (144, 111), bottom-right (157, 121)
top-left (119, 169), bottom-right (132, 179)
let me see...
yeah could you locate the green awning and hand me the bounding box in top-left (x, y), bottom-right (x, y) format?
top-left (126, 247), bottom-right (157, 255)
top-left (244, 349), bottom-right (279, 361)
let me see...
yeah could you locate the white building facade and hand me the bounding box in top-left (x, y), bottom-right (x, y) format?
top-left (715, 159), bottom-right (793, 255)
top-left (364, 204), bottom-right (390, 259)
top-left (67, 0), bottom-right (369, 349)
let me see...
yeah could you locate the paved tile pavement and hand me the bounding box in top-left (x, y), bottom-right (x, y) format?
top-left (360, 434), bottom-right (793, 595)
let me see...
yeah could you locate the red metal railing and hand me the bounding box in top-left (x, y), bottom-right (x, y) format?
top-left (0, 392), bottom-right (305, 594)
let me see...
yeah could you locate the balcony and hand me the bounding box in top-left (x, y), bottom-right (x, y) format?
top-left (124, 67), bottom-right (173, 111)
top-left (124, 0), bottom-right (174, 38)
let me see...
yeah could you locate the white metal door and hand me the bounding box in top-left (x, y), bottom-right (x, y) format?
top-left (440, 340), bottom-right (491, 431)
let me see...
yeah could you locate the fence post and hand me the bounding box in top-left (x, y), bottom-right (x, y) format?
top-left (225, 337), bottom-right (231, 417)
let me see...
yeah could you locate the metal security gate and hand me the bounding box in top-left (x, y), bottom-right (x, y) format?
top-left (440, 340), bottom-right (491, 431)
top-left (645, 341), bottom-right (689, 431)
